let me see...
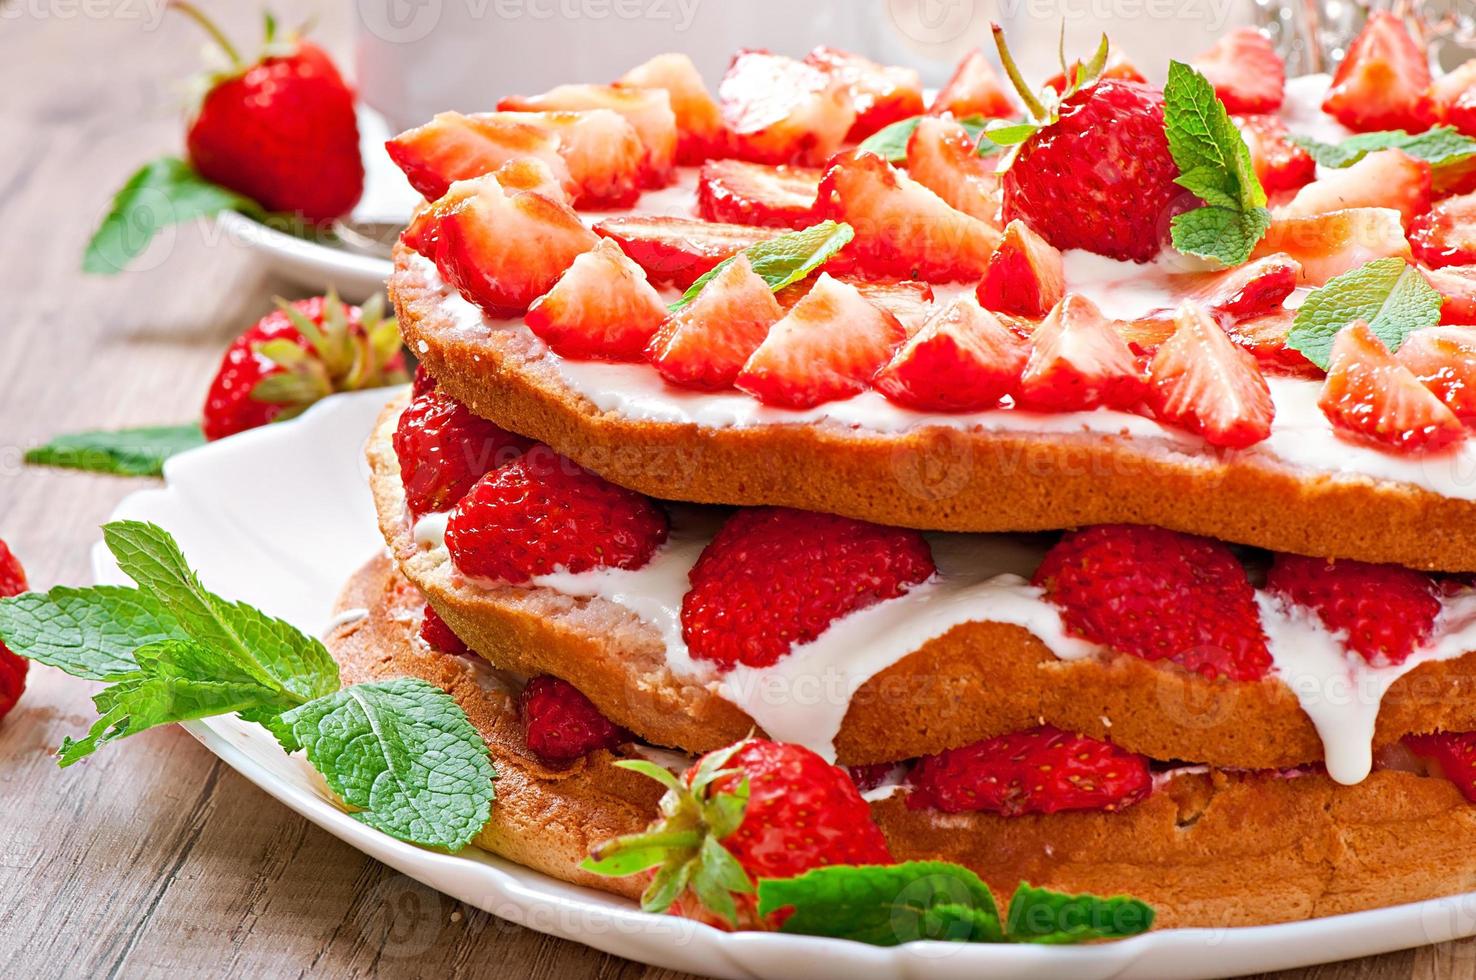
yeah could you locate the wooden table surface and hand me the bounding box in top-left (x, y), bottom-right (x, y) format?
top-left (0, 4), bottom-right (1473, 978)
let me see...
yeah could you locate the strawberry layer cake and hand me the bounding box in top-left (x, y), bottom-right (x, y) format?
top-left (338, 19), bottom-right (1476, 930)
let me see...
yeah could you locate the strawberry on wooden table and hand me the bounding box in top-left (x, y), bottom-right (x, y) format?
top-left (976, 219), bottom-right (1065, 318)
top-left (929, 48), bottom-right (1015, 119)
top-left (803, 46), bottom-right (924, 140)
top-left (904, 115), bottom-right (1003, 224)
top-left (0, 540), bottom-right (29, 725)
top-left (1318, 320), bottom-right (1466, 452)
top-left (647, 255), bottom-right (783, 390)
top-left (719, 50), bottom-right (856, 166)
top-left (1267, 554), bottom-right (1440, 667)
top-left (393, 387), bottom-right (533, 517)
top-left (1146, 301), bottom-right (1275, 448)
top-left (524, 239), bottom-right (669, 361)
top-left (696, 160), bottom-right (821, 229)
top-left (1014, 295), bottom-right (1148, 412)
top-left (594, 215), bottom-right (780, 288)
top-left (1397, 326), bottom-right (1476, 418)
top-left (1235, 113), bottom-right (1316, 193)
top-left (874, 294), bottom-right (1029, 412)
top-left (498, 83), bottom-right (678, 187)
top-left (617, 52), bottom-right (727, 164)
top-left (1321, 11), bottom-right (1433, 133)
top-left (1409, 191), bottom-right (1476, 269)
top-left (1190, 27), bottom-right (1285, 114)
top-left (1278, 149), bottom-right (1431, 225)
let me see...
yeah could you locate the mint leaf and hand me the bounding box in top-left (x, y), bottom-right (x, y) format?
top-left (25, 423), bottom-right (205, 477)
top-left (1287, 257), bottom-right (1443, 369)
top-left (981, 121), bottom-right (1040, 147)
top-left (757, 862), bottom-right (1005, 946)
top-left (858, 114), bottom-right (992, 164)
top-left (672, 221), bottom-right (855, 311)
top-left (1004, 883), bottom-right (1154, 943)
top-left (1163, 61), bottom-right (1269, 266)
top-left (83, 157), bottom-right (264, 274)
top-left (265, 678), bottom-right (495, 850)
top-left (0, 585), bottom-right (184, 680)
top-left (1292, 127), bottom-right (1476, 190)
top-left (102, 520), bottom-right (340, 704)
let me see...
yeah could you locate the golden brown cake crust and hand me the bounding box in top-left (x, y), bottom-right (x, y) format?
top-left (391, 243), bottom-right (1476, 572)
top-left (368, 394), bottom-right (1476, 769)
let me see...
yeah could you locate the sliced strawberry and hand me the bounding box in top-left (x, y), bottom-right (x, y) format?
top-left (1409, 191), bottom-right (1476, 269)
top-left (977, 219), bottom-right (1065, 318)
top-left (817, 150), bottom-right (998, 282)
top-left (1191, 27), bottom-right (1285, 114)
top-left (1322, 11), bottom-right (1433, 132)
top-left (519, 675), bottom-right (631, 765)
top-left (1188, 252), bottom-right (1300, 320)
top-left (1268, 553), bottom-right (1440, 667)
top-left (735, 273), bottom-right (906, 408)
top-left (386, 111), bottom-right (573, 201)
top-left (593, 216), bottom-right (779, 288)
top-left (515, 109), bottom-right (649, 208)
top-left (487, 156), bottom-right (568, 203)
top-left (874, 294), bottom-right (1028, 412)
top-left (1223, 308), bottom-right (1320, 377)
top-left (1424, 264), bottom-right (1476, 323)
top-left (1426, 60), bottom-right (1476, 131)
top-left (1395, 325), bottom-right (1476, 418)
top-left (419, 604), bottom-right (469, 656)
top-left (524, 239), bottom-right (668, 361)
top-left (1252, 208), bottom-right (1412, 286)
top-left (499, 83), bottom-right (677, 186)
top-left (929, 48), bottom-right (1015, 119)
top-left (696, 159), bottom-right (820, 230)
top-left (393, 387), bottom-right (533, 516)
top-left (1405, 731), bottom-right (1476, 802)
top-left (1319, 320), bottom-right (1466, 452)
top-left (1015, 295), bottom-right (1148, 412)
top-left (1280, 149), bottom-right (1431, 225)
top-left (719, 49), bottom-right (855, 166)
top-left (1147, 302), bottom-right (1274, 448)
top-left (1236, 113), bottom-right (1316, 193)
top-left (803, 45), bottom-right (924, 140)
top-left (430, 174), bottom-right (599, 317)
top-left (904, 115), bottom-right (1002, 224)
top-left (847, 279), bottom-right (936, 334)
top-left (647, 254), bottom-right (783, 390)
top-left (616, 52), bottom-right (726, 164)
top-left (1044, 46), bottom-right (1145, 93)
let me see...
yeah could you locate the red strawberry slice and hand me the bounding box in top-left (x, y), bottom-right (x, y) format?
top-left (719, 50), bottom-right (856, 166)
top-left (1409, 191), bottom-right (1476, 269)
top-left (1034, 524), bottom-right (1273, 681)
top-left (682, 508), bottom-right (934, 670)
top-left (976, 219), bottom-right (1065, 318)
top-left (1267, 553), bottom-right (1440, 667)
top-left (1396, 326), bottom-right (1476, 418)
top-left (524, 239), bottom-right (669, 361)
top-left (617, 52), bottom-right (727, 164)
top-left (445, 445), bottom-right (668, 583)
top-left (1424, 264), bottom-right (1476, 323)
top-left (519, 675), bottom-right (630, 765)
top-left (1015, 295), bottom-right (1148, 412)
top-left (696, 159), bottom-right (820, 230)
top-left (518, 109), bottom-right (649, 208)
top-left (1191, 27), bottom-right (1285, 114)
top-left (848, 279), bottom-right (936, 334)
top-left (430, 174), bottom-right (599, 317)
top-left (874, 294), bottom-right (1029, 412)
top-left (594, 215), bottom-right (779, 288)
top-left (403, 157), bottom-right (573, 254)
top-left (1147, 302), bottom-right (1274, 448)
top-left (393, 388), bottom-right (533, 517)
top-left (803, 45), bottom-right (924, 140)
top-left (499, 83), bottom-right (677, 187)
top-left (488, 157), bottom-right (569, 202)
top-left (1252, 208), bottom-right (1412, 286)
top-left (735, 273), bottom-right (907, 408)
top-left (906, 726), bottom-right (1152, 817)
top-left (929, 48), bottom-right (1015, 119)
top-left (904, 115), bottom-right (1002, 224)
top-left (0, 539), bottom-right (28, 725)
top-left (817, 150), bottom-right (999, 282)
top-left (419, 604), bottom-right (469, 656)
top-left (386, 111), bottom-right (574, 202)
top-left (1187, 252), bottom-right (1300, 321)
top-left (1405, 731), bottom-right (1476, 802)
top-left (1236, 113), bottom-right (1316, 193)
top-left (647, 254), bottom-right (783, 390)
top-left (1222, 309), bottom-right (1320, 377)
top-left (1280, 149), bottom-right (1431, 225)
top-left (1427, 60), bottom-right (1476, 142)
top-left (1322, 11), bottom-right (1433, 132)
top-left (1319, 320), bottom-right (1467, 452)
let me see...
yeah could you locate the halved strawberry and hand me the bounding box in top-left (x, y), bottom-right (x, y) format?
top-left (1319, 320), bottom-right (1466, 452)
top-left (1188, 252), bottom-right (1300, 321)
top-left (817, 150), bottom-right (999, 282)
top-left (617, 52), bottom-right (726, 164)
top-left (524, 238), bottom-right (668, 360)
top-left (647, 254), bottom-right (783, 390)
top-left (386, 111), bottom-right (573, 201)
top-left (848, 279), bottom-right (936, 334)
top-left (1395, 325), bottom-right (1476, 418)
top-left (499, 83), bottom-right (677, 186)
top-left (1424, 264), bottom-right (1476, 323)
top-left (735, 273), bottom-right (906, 408)
top-left (1044, 45), bottom-right (1145, 93)
top-left (514, 109), bottom-right (648, 208)
top-left (696, 159), bottom-right (820, 229)
top-left (402, 157), bottom-right (570, 256)
top-left (1409, 191), bottom-right (1476, 269)
top-left (593, 216), bottom-right (779, 287)
top-left (904, 115), bottom-right (1002, 224)
top-left (1191, 27), bottom-right (1285, 114)
top-left (803, 45), bottom-right (924, 140)
top-left (873, 294), bottom-right (1028, 412)
top-left (1015, 295), bottom-right (1148, 412)
top-left (1279, 149), bottom-right (1431, 225)
top-left (430, 174), bottom-right (599, 317)
top-left (488, 156), bottom-right (568, 202)
top-left (719, 49), bottom-right (855, 166)
top-left (1222, 309), bottom-right (1320, 377)
top-left (1252, 208), bottom-right (1412, 286)
top-left (1322, 11), bottom-right (1433, 132)
top-left (1405, 731), bottom-right (1476, 802)
top-left (1147, 302), bottom-right (1274, 448)
top-left (1267, 553), bottom-right (1440, 666)
top-left (976, 219), bottom-right (1064, 318)
top-left (1426, 60), bottom-right (1476, 133)
top-left (1235, 113), bottom-right (1316, 193)
top-left (929, 49), bottom-right (1015, 119)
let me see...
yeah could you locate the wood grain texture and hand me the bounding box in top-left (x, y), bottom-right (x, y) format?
top-left (0, 3), bottom-right (1467, 978)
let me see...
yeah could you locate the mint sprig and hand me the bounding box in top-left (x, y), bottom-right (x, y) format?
top-left (1291, 127), bottom-right (1476, 191)
top-left (1163, 61), bottom-right (1270, 266)
top-left (25, 423), bottom-right (205, 477)
top-left (671, 221), bottom-right (854, 311)
top-left (1005, 882), bottom-right (1155, 944)
top-left (1287, 257), bottom-right (1444, 370)
top-left (858, 114), bottom-right (992, 164)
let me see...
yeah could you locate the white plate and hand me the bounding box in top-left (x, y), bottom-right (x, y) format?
top-left (90, 389), bottom-right (1476, 979)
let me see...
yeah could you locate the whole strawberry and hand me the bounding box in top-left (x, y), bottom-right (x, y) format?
top-left (175, 3), bottom-right (363, 222)
top-left (585, 738), bottom-right (894, 928)
top-left (519, 675), bottom-right (630, 765)
top-left (393, 388), bottom-right (532, 517)
top-left (0, 539), bottom-right (30, 725)
top-left (417, 603), bottom-right (468, 656)
top-left (202, 291), bottom-right (407, 441)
